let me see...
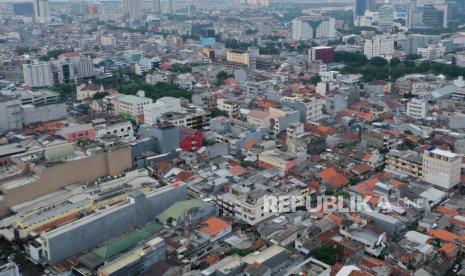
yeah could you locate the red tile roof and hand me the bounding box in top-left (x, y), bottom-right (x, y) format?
top-left (318, 167), bottom-right (350, 188)
top-left (428, 228), bottom-right (459, 243)
top-left (436, 206), bottom-right (459, 216)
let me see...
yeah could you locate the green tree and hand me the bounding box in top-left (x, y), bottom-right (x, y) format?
top-left (51, 84), bottom-right (76, 99)
top-left (216, 71), bottom-right (230, 85)
top-left (313, 245), bottom-right (336, 265)
top-left (15, 46), bottom-right (33, 55)
top-left (390, 57), bottom-right (401, 66)
top-left (103, 80), bottom-right (191, 101)
top-left (403, 138), bottom-right (416, 150)
top-left (169, 63), bottom-right (192, 73)
top-left (39, 49), bottom-right (67, 61)
top-left (310, 75), bottom-right (321, 84)
top-left (211, 108), bottom-right (229, 117)
top-left (240, 160), bottom-right (256, 168)
top-left (406, 54), bottom-right (422, 60)
top-left (245, 29), bottom-right (258, 35)
top-left (92, 92), bottom-right (109, 100)
top-left (335, 51), bottom-right (369, 66)
top-left (370, 57), bottom-right (388, 67)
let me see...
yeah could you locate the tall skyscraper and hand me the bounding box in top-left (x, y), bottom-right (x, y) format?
top-left (378, 4), bottom-right (394, 26)
top-left (152, 0), bottom-right (161, 14)
top-left (291, 16), bottom-right (336, 40)
top-left (13, 2), bottom-right (34, 16)
top-left (363, 34), bottom-right (394, 59)
top-left (22, 62), bottom-right (53, 88)
top-left (422, 4), bottom-right (446, 28)
top-left (446, 0), bottom-right (465, 20)
top-left (354, 0), bottom-right (377, 19)
top-left (33, 0), bottom-right (50, 23)
top-left (407, 0), bottom-right (416, 29)
top-left (123, 0), bottom-right (143, 24)
top-left (168, 0), bottom-right (176, 13)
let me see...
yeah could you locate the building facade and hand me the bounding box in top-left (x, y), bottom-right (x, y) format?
top-left (291, 16), bottom-right (336, 40)
top-left (422, 148), bottom-right (461, 190)
top-left (22, 62), bottom-right (53, 88)
top-left (363, 34), bottom-right (395, 59)
top-left (407, 98), bottom-right (429, 119)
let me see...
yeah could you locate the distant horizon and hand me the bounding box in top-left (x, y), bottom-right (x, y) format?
top-left (0, 0), bottom-right (124, 2)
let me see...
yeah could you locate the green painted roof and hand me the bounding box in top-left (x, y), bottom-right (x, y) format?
top-left (117, 94), bottom-right (148, 105)
top-left (44, 144), bottom-right (75, 162)
top-left (93, 221), bottom-right (162, 260)
top-left (156, 199), bottom-right (206, 223)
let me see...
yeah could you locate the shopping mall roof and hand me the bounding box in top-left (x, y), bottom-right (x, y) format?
top-left (93, 221), bottom-right (162, 260)
top-left (156, 199), bottom-right (206, 223)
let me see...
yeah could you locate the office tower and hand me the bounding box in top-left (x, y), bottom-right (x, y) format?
top-left (13, 2), bottom-right (34, 16)
top-left (354, 0), bottom-right (377, 19)
top-left (74, 55), bottom-right (95, 80)
top-left (446, 0), bottom-right (465, 20)
top-left (407, 0), bottom-right (416, 29)
top-left (168, 0), bottom-right (176, 13)
top-left (422, 4), bottom-right (446, 28)
top-left (85, 4), bottom-right (98, 20)
top-left (58, 53), bottom-right (95, 81)
top-left (33, 0), bottom-right (50, 23)
top-left (52, 59), bottom-right (75, 84)
top-left (310, 46), bottom-right (336, 64)
top-left (363, 34), bottom-right (394, 59)
top-left (378, 4), bottom-right (394, 26)
top-left (70, 2), bottom-right (86, 16)
top-left (405, 34), bottom-right (441, 54)
top-left (123, 0), bottom-right (143, 24)
top-left (187, 3), bottom-right (196, 17)
top-left (22, 62), bottom-right (53, 88)
top-left (291, 16), bottom-right (336, 40)
top-left (152, 0), bottom-right (161, 14)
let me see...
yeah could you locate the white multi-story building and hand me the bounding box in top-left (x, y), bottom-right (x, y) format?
top-left (355, 11), bottom-right (380, 27)
top-left (100, 35), bottom-right (117, 47)
top-left (175, 73), bottom-right (194, 91)
top-left (92, 118), bottom-right (134, 141)
top-left (216, 98), bottom-right (239, 118)
top-left (74, 55), bottom-right (94, 80)
top-left (12, 89), bottom-right (61, 105)
top-left (422, 148), bottom-right (461, 190)
top-left (234, 190), bottom-right (274, 226)
top-left (363, 34), bottom-right (394, 59)
top-left (340, 224), bottom-right (387, 257)
top-left (406, 98), bottom-right (429, 119)
top-left (281, 96), bottom-right (325, 122)
top-left (22, 62), bottom-right (53, 88)
top-left (417, 43), bottom-right (446, 60)
top-left (123, 0), bottom-right (143, 24)
top-left (33, 0), bottom-right (50, 23)
top-left (58, 53), bottom-right (95, 80)
top-left (146, 72), bottom-right (170, 85)
top-left (76, 82), bottom-right (105, 101)
top-left (0, 96), bottom-right (22, 132)
top-left (143, 97), bottom-right (182, 125)
top-left (291, 16), bottom-right (336, 40)
top-left (134, 63), bottom-right (151, 76)
top-left (113, 92), bottom-right (153, 117)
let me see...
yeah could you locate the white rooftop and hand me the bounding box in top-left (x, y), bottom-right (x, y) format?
top-left (430, 148), bottom-right (458, 158)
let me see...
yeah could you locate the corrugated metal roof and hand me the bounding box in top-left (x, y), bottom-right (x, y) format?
top-left (92, 221), bottom-right (162, 260)
top-left (156, 199), bottom-right (206, 223)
